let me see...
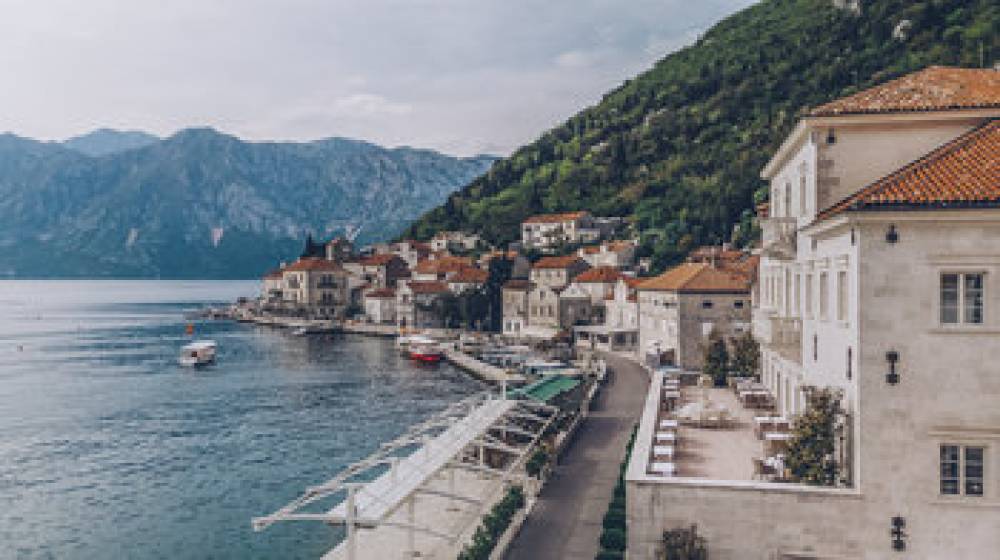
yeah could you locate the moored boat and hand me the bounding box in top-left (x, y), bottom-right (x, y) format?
top-left (179, 340), bottom-right (217, 367)
top-left (408, 343), bottom-right (444, 364)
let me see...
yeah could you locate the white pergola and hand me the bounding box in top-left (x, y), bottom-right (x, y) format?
top-left (251, 392), bottom-right (559, 560)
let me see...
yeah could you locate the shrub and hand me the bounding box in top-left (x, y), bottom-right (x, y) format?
top-left (661, 524), bottom-right (707, 560)
top-left (457, 485), bottom-right (526, 560)
top-left (600, 527), bottom-right (627, 551)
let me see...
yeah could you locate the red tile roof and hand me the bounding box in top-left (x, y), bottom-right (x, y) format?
top-left (818, 119), bottom-right (1000, 220)
top-left (262, 268), bottom-right (284, 280)
top-left (523, 211), bottom-right (589, 224)
top-left (574, 266), bottom-right (624, 284)
top-left (533, 255), bottom-right (588, 269)
top-left (283, 257), bottom-right (344, 272)
top-left (359, 254), bottom-right (402, 267)
top-left (405, 280), bottom-right (450, 294)
top-left (502, 279), bottom-right (531, 290)
top-left (637, 262), bottom-right (750, 294)
top-left (413, 257), bottom-right (471, 275)
top-left (449, 267), bottom-right (489, 284)
top-left (809, 66), bottom-right (1000, 117)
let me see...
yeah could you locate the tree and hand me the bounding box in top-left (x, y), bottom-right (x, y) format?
top-left (729, 330), bottom-right (761, 378)
top-left (785, 386), bottom-right (845, 486)
top-left (660, 525), bottom-right (707, 560)
top-left (703, 328), bottom-right (730, 387)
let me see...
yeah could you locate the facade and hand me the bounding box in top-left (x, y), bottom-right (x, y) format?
top-left (261, 268), bottom-right (285, 303)
top-left (557, 283), bottom-right (594, 328)
top-left (529, 255), bottom-right (590, 290)
top-left (527, 284), bottom-right (564, 331)
top-left (606, 276), bottom-right (640, 331)
top-left (363, 289), bottom-right (396, 324)
top-left (395, 280), bottom-right (449, 329)
top-left (280, 258), bottom-right (352, 319)
top-left (628, 66), bottom-right (1000, 559)
top-left (390, 240), bottom-right (432, 269)
top-left (447, 267), bottom-right (489, 294)
top-left (325, 237), bottom-right (354, 262)
top-left (637, 262), bottom-right (752, 370)
top-left (501, 279), bottom-right (530, 337)
top-left (570, 266), bottom-right (626, 324)
top-left (579, 240), bottom-right (637, 269)
top-left (521, 212), bottom-right (624, 251)
top-left (355, 254), bottom-right (410, 289)
top-left (430, 231), bottom-right (481, 253)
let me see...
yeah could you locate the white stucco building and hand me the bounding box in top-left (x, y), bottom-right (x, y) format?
top-left (627, 66), bottom-right (1000, 559)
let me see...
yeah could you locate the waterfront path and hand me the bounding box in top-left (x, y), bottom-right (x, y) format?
top-left (504, 352), bottom-right (649, 560)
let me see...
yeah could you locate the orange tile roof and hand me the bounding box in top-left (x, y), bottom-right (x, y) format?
top-left (687, 246), bottom-right (745, 262)
top-left (637, 262), bottom-right (750, 293)
top-left (262, 268), bottom-right (284, 280)
top-left (283, 257), bottom-right (344, 272)
top-left (809, 66), bottom-right (1000, 117)
top-left (365, 288), bottom-right (396, 298)
top-left (818, 119), bottom-right (1000, 220)
top-left (523, 211), bottom-right (589, 224)
top-left (405, 280), bottom-right (450, 294)
top-left (449, 267), bottom-right (489, 284)
top-left (574, 266), bottom-right (624, 284)
top-left (533, 255), bottom-right (588, 269)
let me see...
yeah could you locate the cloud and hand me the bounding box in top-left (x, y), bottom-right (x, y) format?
top-left (328, 94), bottom-right (413, 118)
top-left (0, 0), bottom-right (756, 156)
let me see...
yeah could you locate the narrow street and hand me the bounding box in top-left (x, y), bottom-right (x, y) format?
top-left (505, 352), bottom-right (649, 559)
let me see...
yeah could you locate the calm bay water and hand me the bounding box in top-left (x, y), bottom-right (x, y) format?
top-left (0, 281), bottom-right (483, 560)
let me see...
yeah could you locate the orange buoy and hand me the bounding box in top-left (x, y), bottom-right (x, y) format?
top-left (185, 323), bottom-right (194, 336)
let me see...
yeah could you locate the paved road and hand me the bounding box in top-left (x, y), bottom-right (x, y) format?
top-left (504, 352), bottom-right (649, 560)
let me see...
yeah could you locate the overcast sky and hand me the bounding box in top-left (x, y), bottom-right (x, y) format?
top-left (0, 0), bottom-right (754, 156)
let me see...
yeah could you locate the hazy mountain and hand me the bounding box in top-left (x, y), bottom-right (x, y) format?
top-left (0, 128), bottom-right (495, 278)
top-left (63, 128), bottom-right (160, 157)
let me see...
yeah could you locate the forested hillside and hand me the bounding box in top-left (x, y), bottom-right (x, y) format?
top-left (405, 0), bottom-right (998, 270)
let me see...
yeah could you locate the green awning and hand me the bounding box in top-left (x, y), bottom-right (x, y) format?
top-left (513, 375), bottom-right (581, 403)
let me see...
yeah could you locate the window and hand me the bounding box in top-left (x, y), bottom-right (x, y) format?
top-left (799, 173), bottom-right (807, 215)
top-left (940, 444), bottom-right (985, 497)
top-left (734, 300), bottom-right (745, 309)
top-left (941, 273), bottom-right (985, 325)
top-left (784, 182), bottom-right (792, 217)
top-left (702, 300), bottom-right (714, 309)
top-left (846, 347), bottom-right (852, 380)
top-left (837, 270), bottom-right (848, 322)
top-left (819, 272), bottom-right (829, 320)
top-left (805, 274), bottom-right (814, 318)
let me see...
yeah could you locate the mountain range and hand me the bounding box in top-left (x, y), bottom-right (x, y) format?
top-left (405, 0), bottom-right (998, 271)
top-left (0, 128), bottom-right (495, 278)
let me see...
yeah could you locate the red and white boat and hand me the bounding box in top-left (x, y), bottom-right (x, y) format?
top-left (408, 343), bottom-right (445, 364)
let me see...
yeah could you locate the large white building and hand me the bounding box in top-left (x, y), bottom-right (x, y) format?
top-left (627, 66), bottom-right (1000, 559)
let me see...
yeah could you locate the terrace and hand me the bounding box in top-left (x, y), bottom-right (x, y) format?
top-left (633, 369), bottom-right (794, 482)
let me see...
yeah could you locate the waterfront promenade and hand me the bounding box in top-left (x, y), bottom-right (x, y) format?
top-left (503, 352), bottom-right (648, 559)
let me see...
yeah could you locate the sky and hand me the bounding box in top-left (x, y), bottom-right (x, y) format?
top-left (0, 0), bottom-right (755, 156)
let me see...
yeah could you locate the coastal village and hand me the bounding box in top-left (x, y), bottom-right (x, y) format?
top-left (241, 65), bottom-right (1000, 559)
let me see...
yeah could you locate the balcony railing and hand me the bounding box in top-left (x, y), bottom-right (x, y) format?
top-left (760, 217), bottom-right (797, 258)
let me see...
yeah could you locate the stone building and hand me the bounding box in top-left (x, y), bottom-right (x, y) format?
top-left (395, 280), bottom-right (450, 329)
top-left (280, 257), bottom-right (352, 319)
top-left (637, 262), bottom-right (752, 370)
top-left (363, 288), bottom-right (396, 324)
top-left (627, 66), bottom-right (1000, 560)
top-left (501, 279), bottom-right (530, 337)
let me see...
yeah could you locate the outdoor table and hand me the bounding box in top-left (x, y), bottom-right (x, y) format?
top-left (649, 461), bottom-right (676, 476)
top-left (655, 432), bottom-right (676, 443)
top-left (653, 445), bottom-right (674, 458)
top-left (659, 419), bottom-right (679, 430)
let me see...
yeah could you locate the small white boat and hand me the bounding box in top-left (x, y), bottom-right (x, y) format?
top-left (395, 334), bottom-right (436, 354)
top-left (179, 340), bottom-right (217, 367)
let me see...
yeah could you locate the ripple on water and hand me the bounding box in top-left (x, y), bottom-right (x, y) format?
top-left (0, 280), bottom-right (484, 560)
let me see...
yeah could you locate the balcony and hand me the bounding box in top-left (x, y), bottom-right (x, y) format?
top-left (752, 309), bottom-right (802, 364)
top-left (760, 217), bottom-right (797, 259)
